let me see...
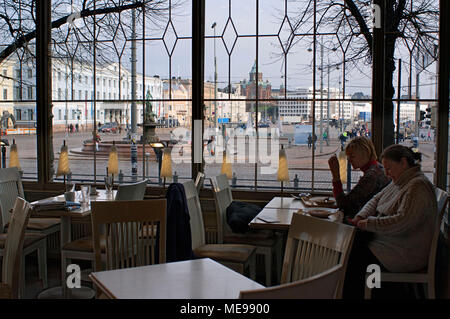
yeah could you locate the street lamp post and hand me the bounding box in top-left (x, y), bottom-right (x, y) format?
top-left (212, 22), bottom-right (217, 130)
top-left (65, 62), bottom-right (68, 137)
top-left (319, 40), bottom-right (324, 153)
top-left (326, 63), bottom-right (330, 146)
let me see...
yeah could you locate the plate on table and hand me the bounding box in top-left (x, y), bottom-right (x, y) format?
top-left (301, 196), bottom-right (337, 208)
top-left (304, 208), bottom-right (339, 219)
top-left (290, 193), bottom-right (311, 200)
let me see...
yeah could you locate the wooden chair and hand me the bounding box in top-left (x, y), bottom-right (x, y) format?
top-left (0, 167), bottom-right (49, 295)
top-left (114, 180), bottom-right (147, 201)
top-left (210, 174), bottom-right (283, 286)
top-left (91, 199), bottom-right (167, 272)
top-left (239, 264), bottom-right (343, 299)
top-left (61, 180), bottom-right (148, 288)
top-left (365, 188), bottom-right (449, 299)
top-left (281, 213), bottom-right (355, 298)
top-left (183, 180), bottom-right (256, 279)
top-left (0, 198), bottom-right (33, 299)
top-left (194, 172), bottom-right (205, 194)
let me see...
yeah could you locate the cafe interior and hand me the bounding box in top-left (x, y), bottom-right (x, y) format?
top-left (0, 0), bottom-right (448, 300)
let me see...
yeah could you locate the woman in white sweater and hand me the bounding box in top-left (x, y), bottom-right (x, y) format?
top-left (344, 144), bottom-right (437, 298)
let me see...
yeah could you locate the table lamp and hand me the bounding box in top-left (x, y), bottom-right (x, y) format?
top-left (220, 150), bottom-right (232, 179)
top-left (9, 139), bottom-right (21, 172)
top-left (338, 150), bottom-right (347, 184)
top-left (107, 141), bottom-right (119, 184)
top-left (56, 140), bottom-right (71, 189)
top-left (160, 147), bottom-right (173, 189)
top-left (277, 146), bottom-right (289, 194)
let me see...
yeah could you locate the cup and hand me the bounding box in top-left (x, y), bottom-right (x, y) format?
top-left (64, 191), bottom-right (75, 202)
top-left (81, 185), bottom-right (91, 204)
top-left (90, 186), bottom-right (97, 195)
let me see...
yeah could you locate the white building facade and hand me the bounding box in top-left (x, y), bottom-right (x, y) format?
top-left (1, 57), bottom-right (164, 131)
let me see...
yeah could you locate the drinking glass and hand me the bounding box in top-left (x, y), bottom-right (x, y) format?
top-left (81, 185), bottom-right (91, 204)
top-left (104, 176), bottom-right (113, 194)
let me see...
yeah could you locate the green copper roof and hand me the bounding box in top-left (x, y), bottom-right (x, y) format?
top-left (250, 60), bottom-right (257, 74)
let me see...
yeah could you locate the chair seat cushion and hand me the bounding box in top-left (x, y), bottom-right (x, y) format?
top-left (224, 229), bottom-right (278, 246)
top-left (193, 244), bottom-right (256, 263)
top-left (27, 218), bottom-right (61, 231)
top-left (0, 232), bottom-right (46, 249)
top-left (4, 217), bottom-right (60, 231)
top-left (62, 235), bottom-right (106, 253)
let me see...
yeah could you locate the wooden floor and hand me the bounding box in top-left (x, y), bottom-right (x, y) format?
top-left (16, 239), bottom-right (450, 299)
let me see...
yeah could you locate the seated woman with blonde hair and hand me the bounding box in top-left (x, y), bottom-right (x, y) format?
top-left (328, 136), bottom-right (390, 218)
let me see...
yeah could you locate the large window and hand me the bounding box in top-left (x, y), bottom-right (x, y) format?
top-left (0, 0), bottom-right (447, 190)
top-left (47, 0), bottom-right (192, 185)
top-left (0, 1), bottom-right (37, 179)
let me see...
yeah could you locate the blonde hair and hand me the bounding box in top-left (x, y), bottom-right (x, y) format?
top-left (345, 137), bottom-right (377, 161)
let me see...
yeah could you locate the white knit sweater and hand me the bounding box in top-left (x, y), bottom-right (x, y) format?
top-left (356, 166), bottom-right (437, 272)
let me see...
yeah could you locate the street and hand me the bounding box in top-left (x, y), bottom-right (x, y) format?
top-left (2, 124), bottom-right (445, 190)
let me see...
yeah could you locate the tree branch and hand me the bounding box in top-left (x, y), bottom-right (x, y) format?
top-left (344, 0), bottom-right (372, 52)
top-left (0, 1), bottom-right (146, 65)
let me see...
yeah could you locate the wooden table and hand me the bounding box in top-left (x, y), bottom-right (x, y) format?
top-left (249, 197), bottom-right (343, 230)
top-left (33, 189), bottom-right (116, 299)
top-left (90, 258), bottom-right (264, 299)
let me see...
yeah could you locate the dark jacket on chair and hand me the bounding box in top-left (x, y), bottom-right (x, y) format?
top-left (165, 183), bottom-right (194, 262)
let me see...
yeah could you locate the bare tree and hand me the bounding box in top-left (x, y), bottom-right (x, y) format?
top-left (281, 0), bottom-right (438, 146)
top-left (0, 0), bottom-right (178, 66)
top-left (0, 0), bottom-right (180, 179)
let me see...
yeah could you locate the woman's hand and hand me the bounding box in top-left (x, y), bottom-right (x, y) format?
top-left (347, 216), bottom-right (368, 230)
top-left (356, 219), bottom-right (368, 230)
top-left (328, 155), bottom-right (340, 182)
top-left (346, 216), bottom-right (362, 226)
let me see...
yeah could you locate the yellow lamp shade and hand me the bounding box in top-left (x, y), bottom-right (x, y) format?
top-left (9, 143), bottom-right (20, 169)
top-left (56, 144), bottom-right (71, 176)
top-left (107, 144), bottom-right (119, 176)
top-left (338, 150), bottom-right (347, 184)
top-left (160, 148), bottom-right (173, 178)
top-left (277, 148), bottom-right (289, 182)
top-left (221, 151), bottom-right (232, 179)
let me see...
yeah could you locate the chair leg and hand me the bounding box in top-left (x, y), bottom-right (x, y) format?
top-left (248, 254), bottom-right (256, 281)
top-left (38, 241), bottom-right (48, 288)
top-left (412, 283), bottom-right (422, 298)
top-left (275, 239), bottom-right (283, 285)
top-left (20, 255), bottom-right (26, 299)
top-left (61, 253), bottom-right (69, 297)
top-left (264, 251), bottom-right (272, 287)
top-left (364, 274), bottom-right (372, 299)
top-left (427, 282), bottom-right (435, 299)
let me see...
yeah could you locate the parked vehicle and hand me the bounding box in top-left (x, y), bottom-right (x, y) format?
top-left (99, 122), bottom-right (118, 133)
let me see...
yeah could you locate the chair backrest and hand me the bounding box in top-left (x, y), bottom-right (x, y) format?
top-left (0, 168), bottom-right (25, 232)
top-left (239, 264), bottom-right (343, 299)
top-left (194, 172), bottom-right (205, 194)
top-left (115, 180), bottom-right (147, 201)
top-left (183, 180), bottom-right (205, 250)
top-left (281, 213), bottom-right (355, 298)
top-left (428, 188), bottom-right (449, 277)
top-left (2, 197), bottom-right (32, 298)
top-left (210, 174), bottom-right (233, 244)
top-left (91, 199), bottom-right (167, 272)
